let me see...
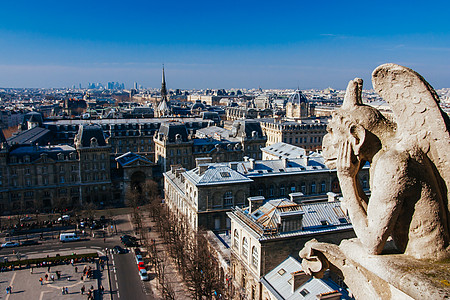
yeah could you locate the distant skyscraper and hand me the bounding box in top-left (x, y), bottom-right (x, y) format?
top-left (134, 82), bottom-right (138, 90)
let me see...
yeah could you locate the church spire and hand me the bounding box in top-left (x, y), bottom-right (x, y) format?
top-left (161, 65), bottom-right (168, 102)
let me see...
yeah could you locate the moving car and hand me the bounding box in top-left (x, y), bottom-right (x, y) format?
top-left (20, 240), bottom-right (39, 246)
top-left (1, 242), bottom-right (19, 248)
top-left (59, 233), bottom-right (80, 242)
top-left (139, 269), bottom-right (149, 281)
top-left (57, 215), bottom-right (70, 222)
top-left (113, 246), bottom-right (128, 254)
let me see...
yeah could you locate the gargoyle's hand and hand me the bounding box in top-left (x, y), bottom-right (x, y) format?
top-left (299, 240), bottom-right (329, 278)
top-left (337, 139), bottom-right (360, 178)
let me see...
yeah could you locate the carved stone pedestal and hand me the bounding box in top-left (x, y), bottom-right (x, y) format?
top-left (300, 239), bottom-right (450, 300)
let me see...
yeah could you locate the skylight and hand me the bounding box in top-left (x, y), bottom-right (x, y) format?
top-left (220, 172), bottom-right (231, 178)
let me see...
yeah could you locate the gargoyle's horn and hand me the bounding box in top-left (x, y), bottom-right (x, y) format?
top-left (342, 78), bottom-right (363, 109)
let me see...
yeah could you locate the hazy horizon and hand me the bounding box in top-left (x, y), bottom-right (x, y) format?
top-left (1, 0), bottom-right (449, 90)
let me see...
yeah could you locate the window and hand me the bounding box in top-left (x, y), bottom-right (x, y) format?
top-left (224, 192), bottom-right (233, 207)
top-left (311, 182), bottom-right (316, 194)
top-left (269, 185), bottom-right (274, 197)
top-left (300, 289), bottom-right (310, 296)
top-left (290, 184), bottom-right (296, 193)
top-left (60, 176), bottom-right (65, 183)
top-left (301, 182), bottom-right (306, 194)
top-left (234, 230), bottom-right (239, 249)
top-left (241, 238), bottom-right (250, 261)
top-left (280, 184), bottom-right (285, 196)
top-left (251, 246), bottom-right (258, 268)
top-left (321, 181), bottom-right (326, 193)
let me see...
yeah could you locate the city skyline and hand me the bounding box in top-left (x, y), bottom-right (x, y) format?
top-left (0, 0), bottom-right (449, 89)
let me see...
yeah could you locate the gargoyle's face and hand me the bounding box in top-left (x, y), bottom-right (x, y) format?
top-left (322, 117), bottom-right (350, 169)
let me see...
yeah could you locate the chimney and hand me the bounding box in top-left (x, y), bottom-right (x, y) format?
top-left (196, 157), bottom-right (212, 167)
top-left (229, 162), bottom-right (238, 171)
top-left (303, 155), bottom-right (309, 166)
top-left (289, 192), bottom-right (304, 203)
top-left (282, 157), bottom-right (288, 168)
top-left (198, 164), bottom-right (209, 175)
top-left (175, 168), bottom-right (186, 178)
top-left (248, 196), bottom-right (265, 214)
top-left (327, 192), bottom-right (338, 202)
top-left (249, 158), bottom-right (255, 170)
top-left (279, 210), bottom-right (304, 232)
top-left (291, 271), bottom-right (311, 293)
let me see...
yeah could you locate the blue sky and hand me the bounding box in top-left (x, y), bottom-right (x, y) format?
top-left (0, 0), bottom-right (449, 89)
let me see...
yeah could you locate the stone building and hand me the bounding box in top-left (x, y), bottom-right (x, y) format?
top-left (0, 124), bottom-right (112, 213)
top-left (227, 197), bottom-right (355, 300)
top-left (163, 154), bottom-right (369, 232)
top-left (154, 119), bottom-right (267, 172)
top-left (41, 117), bottom-right (212, 159)
top-left (285, 90), bottom-right (315, 120)
top-left (261, 119), bottom-right (328, 152)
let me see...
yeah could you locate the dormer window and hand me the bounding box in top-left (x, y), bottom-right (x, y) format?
top-left (90, 137), bottom-right (98, 147)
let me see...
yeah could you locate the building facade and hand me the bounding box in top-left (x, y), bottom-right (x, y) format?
top-left (227, 198), bottom-right (355, 300)
top-left (261, 119), bottom-right (328, 152)
top-left (0, 124), bottom-right (111, 213)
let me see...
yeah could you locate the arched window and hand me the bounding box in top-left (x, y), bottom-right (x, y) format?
top-left (242, 237), bottom-right (249, 259)
top-left (224, 192), bottom-right (233, 207)
top-left (311, 181), bottom-right (316, 194)
top-left (280, 184), bottom-right (285, 196)
top-left (234, 230), bottom-right (239, 249)
top-left (251, 246), bottom-right (258, 268)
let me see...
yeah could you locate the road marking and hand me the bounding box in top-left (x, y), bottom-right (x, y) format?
top-left (6, 272), bottom-right (16, 300)
top-left (114, 274), bottom-right (118, 281)
top-left (117, 291), bottom-right (120, 298)
top-left (39, 291), bottom-right (50, 300)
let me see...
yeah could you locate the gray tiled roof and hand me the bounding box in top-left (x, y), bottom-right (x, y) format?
top-left (262, 142), bottom-right (306, 159)
top-left (261, 256), bottom-right (350, 300)
top-left (183, 165), bottom-right (253, 186)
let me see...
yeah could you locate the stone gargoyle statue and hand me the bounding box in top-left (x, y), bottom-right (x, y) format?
top-left (299, 64), bottom-right (450, 299)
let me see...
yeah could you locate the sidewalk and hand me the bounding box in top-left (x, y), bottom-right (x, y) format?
top-left (0, 257), bottom-right (105, 299)
top-left (139, 213), bottom-right (191, 300)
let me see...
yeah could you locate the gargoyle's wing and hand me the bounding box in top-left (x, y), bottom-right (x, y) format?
top-left (372, 63), bottom-right (450, 216)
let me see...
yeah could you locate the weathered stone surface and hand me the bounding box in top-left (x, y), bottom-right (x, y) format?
top-left (300, 64), bottom-right (450, 299)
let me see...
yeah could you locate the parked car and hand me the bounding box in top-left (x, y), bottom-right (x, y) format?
top-left (139, 269), bottom-right (149, 281)
top-left (135, 254), bottom-right (143, 264)
top-left (1, 242), bottom-right (19, 248)
top-left (113, 246), bottom-right (128, 254)
top-left (20, 240), bottom-right (39, 246)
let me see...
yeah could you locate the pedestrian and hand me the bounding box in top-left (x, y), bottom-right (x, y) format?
top-left (8, 286), bottom-right (12, 294)
top-left (81, 285), bottom-right (85, 294)
top-left (71, 259), bottom-right (74, 266)
top-left (57, 271), bottom-right (61, 280)
top-left (45, 274), bottom-right (48, 281)
top-left (30, 267), bottom-right (33, 274)
top-left (6, 286), bottom-right (9, 294)
top-left (65, 287), bottom-right (68, 294)
top-left (100, 285), bottom-right (104, 294)
top-left (81, 275), bottom-right (84, 281)
top-left (51, 274), bottom-right (54, 281)
top-left (47, 265), bottom-right (51, 272)
top-left (75, 266), bottom-right (78, 273)
top-left (39, 277), bottom-right (43, 285)
top-left (62, 287), bottom-right (65, 295)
